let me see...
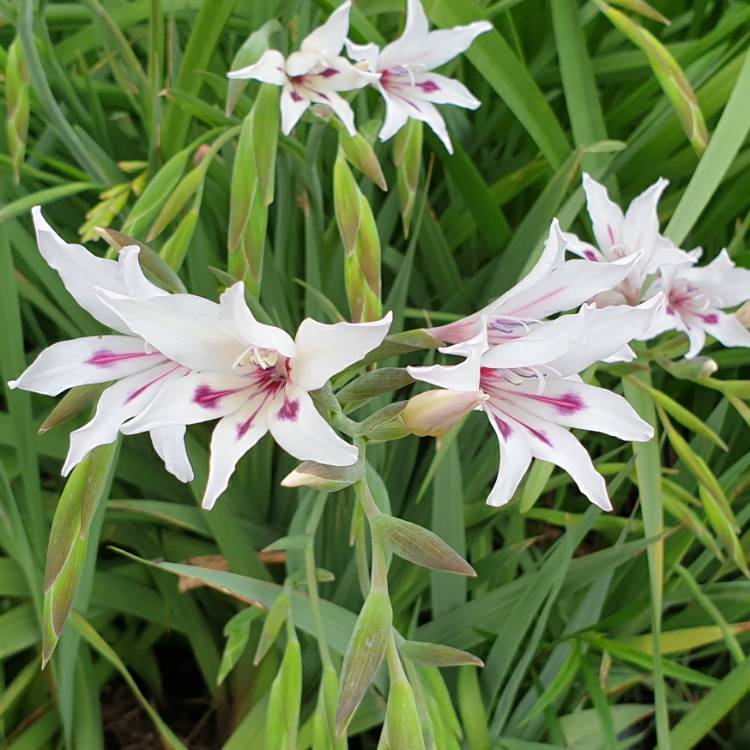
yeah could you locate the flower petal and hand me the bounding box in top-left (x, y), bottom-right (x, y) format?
top-left (218, 283), bottom-right (296, 357)
top-left (704, 310), bottom-right (750, 351)
top-left (8, 335), bottom-right (160, 396)
top-left (281, 84), bottom-right (311, 135)
top-left (622, 177), bottom-right (668, 255)
top-left (581, 173), bottom-right (624, 255)
top-left (226, 49), bottom-right (287, 85)
top-left (202, 400), bottom-right (271, 510)
top-left (62, 362), bottom-right (181, 475)
top-left (378, 88), bottom-right (411, 143)
top-left (501, 377), bottom-right (652, 442)
top-left (401, 73), bottom-right (481, 109)
top-left (150, 425), bottom-right (194, 483)
top-left (301, 0), bottom-right (351, 59)
top-left (310, 89), bottom-right (357, 135)
top-left (408, 331), bottom-right (485, 391)
top-left (378, 0), bottom-right (430, 70)
top-left (291, 311), bottom-right (392, 391)
top-left (96, 290), bottom-right (246, 372)
top-left (117, 246), bottom-right (167, 298)
top-left (485, 410), bottom-right (532, 507)
top-left (549, 297), bottom-right (663, 376)
top-left (684, 249), bottom-right (750, 307)
top-left (502, 407), bottom-right (611, 510)
top-left (344, 40), bottom-right (381, 69)
top-left (122, 371), bottom-right (255, 434)
top-left (31, 206), bottom-right (129, 332)
top-left (268, 385), bottom-right (357, 466)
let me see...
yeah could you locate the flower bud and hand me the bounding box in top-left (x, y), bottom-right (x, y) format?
top-left (281, 457), bottom-right (364, 492)
top-left (254, 591), bottom-right (290, 665)
top-left (385, 677), bottom-right (426, 750)
top-left (661, 355), bottom-right (718, 381)
top-left (336, 589), bottom-right (392, 734)
top-left (736, 301), bottom-right (750, 328)
top-left (402, 390), bottom-right (486, 438)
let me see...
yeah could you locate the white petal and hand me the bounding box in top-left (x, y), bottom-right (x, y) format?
top-left (31, 206), bottom-right (129, 332)
top-left (117, 246), bottom-right (167, 298)
top-left (503, 408), bottom-right (611, 510)
top-left (485, 410), bottom-right (532, 507)
top-left (202, 400), bottom-right (271, 510)
top-left (561, 230), bottom-right (605, 262)
top-left (408, 333), bottom-right (485, 392)
top-left (405, 73), bottom-right (481, 108)
top-left (63, 362), bottom-right (181, 475)
top-left (8, 335), bottom-right (160, 396)
top-left (227, 49), bottom-right (287, 85)
top-left (378, 0), bottom-right (430, 70)
top-left (150, 425), bottom-right (194, 483)
top-left (378, 88), bottom-right (411, 143)
top-left (704, 311), bottom-right (750, 350)
top-left (685, 324), bottom-right (707, 359)
top-left (280, 84), bottom-right (311, 135)
top-left (122, 371), bottom-right (257, 434)
top-left (499, 255), bottom-right (636, 321)
top-left (311, 89), bottom-right (357, 135)
top-left (345, 39), bottom-right (381, 70)
top-left (685, 250), bottom-right (750, 307)
top-left (403, 21), bottom-right (492, 70)
top-left (218, 283), bottom-right (296, 357)
top-left (301, 1), bottom-right (351, 59)
top-left (481, 312), bottom-right (586, 370)
top-left (581, 173), bottom-right (624, 255)
top-left (309, 57), bottom-right (375, 91)
top-left (96, 290), bottom-right (246, 372)
top-left (647, 237), bottom-right (694, 275)
top-left (504, 377), bottom-right (653, 442)
top-left (291, 311), bottom-right (392, 391)
top-left (408, 98), bottom-right (453, 153)
top-left (549, 297), bottom-right (663, 376)
top-left (622, 177), bottom-right (668, 255)
top-left (268, 385), bottom-right (357, 466)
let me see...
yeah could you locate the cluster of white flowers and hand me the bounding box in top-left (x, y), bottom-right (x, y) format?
top-left (227, 0), bottom-right (491, 153)
top-left (9, 4), bottom-right (750, 516)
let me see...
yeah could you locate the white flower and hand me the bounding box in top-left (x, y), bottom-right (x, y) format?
top-left (647, 249), bottom-right (750, 358)
top-left (96, 283), bottom-right (392, 509)
top-left (408, 299), bottom-right (661, 509)
top-left (9, 208), bottom-right (194, 482)
top-left (564, 174), bottom-right (693, 305)
top-left (427, 220), bottom-right (642, 353)
top-left (345, 0), bottom-right (491, 153)
top-left (227, 1), bottom-right (375, 135)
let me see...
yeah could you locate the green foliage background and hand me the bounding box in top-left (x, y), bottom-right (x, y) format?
top-left (1, 0), bottom-right (750, 748)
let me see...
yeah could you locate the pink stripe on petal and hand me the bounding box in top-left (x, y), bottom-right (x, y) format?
top-left (87, 349), bottom-right (157, 368)
top-left (320, 67), bottom-right (339, 78)
top-left (416, 80), bottom-right (440, 93)
top-left (515, 390), bottom-right (584, 415)
top-left (494, 415), bottom-right (512, 440)
top-left (193, 385), bottom-right (243, 410)
top-left (702, 313), bottom-right (719, 325)
top-left (125, 365), bottom-right (181, 404)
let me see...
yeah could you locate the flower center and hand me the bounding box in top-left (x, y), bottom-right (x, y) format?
top-left (666, 280), bottom-right (717, 324)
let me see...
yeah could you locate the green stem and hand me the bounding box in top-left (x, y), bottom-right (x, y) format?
top-left (305, 492), bottom-right (332, 668)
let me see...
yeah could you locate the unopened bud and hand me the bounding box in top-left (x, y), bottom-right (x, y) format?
top-left (386, 677), bottom-right (426, 750)
top-left (736, 302), bottom-right (750, 328)
top-left (336, 589), bottom-right (392, 734)
top-left (281, 457), bottom-right (364, 491)
top-left (661, 355), bottom-right (718, 380)
top-left (357, 402), bottom-right (410, 443)
top-left (312, 102), bottom-right (334, 122)
top-left (402, 390), bottom-right (486, 438)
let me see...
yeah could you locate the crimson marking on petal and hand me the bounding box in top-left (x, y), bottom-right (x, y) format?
top-left (522, 422), bottom-right (552, 445)
top-left (125, 365), bottom-right (181, 404)
top-left (702, 313), bottom-right (719, 325)
top-left (320, 67), bottom-right (339, 78)
top-left (607, 224), bottom-right (616, 245)
top-left (236, 414), bottom-right (255, 439)
top-left (416, 79), bottom-right (440, 93)
top-left (87, 349), bottom-right (155, 368)
top-left (277, 398), bottom-right (300, 421)
top-left (494, 416), bottom-right (512, 440)
top-left (193, 385), bottom-right (242, 410)
top-left (666, 305), bottom-right (675, 315)
top-left (583, 249), bottom-right (598, 261)
top-left (290, 91), bottom-right (303, 102)
top-left (517, 390), bottom-right (584, 415)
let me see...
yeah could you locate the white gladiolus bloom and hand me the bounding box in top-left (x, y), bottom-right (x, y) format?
top-left (227, 1), bottom-right (375, 135)
top-left (346, 0), bottom-right (491, 152)
top-left (98, 283), bottom-right (392, 509)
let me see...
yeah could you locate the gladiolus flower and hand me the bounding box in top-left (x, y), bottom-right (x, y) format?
top-left (564, 174), bottom-right (693, 305)
top-left (647, 249), bottom-right (750, 357)
top-left (227, 1), bottom-right (375, 135)
top-left (408, 299), bottom-right (661, 509)
top-left (99, 283), bottom-right (392, 509)
top-left (346, 0), bottom-right (491, 153)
